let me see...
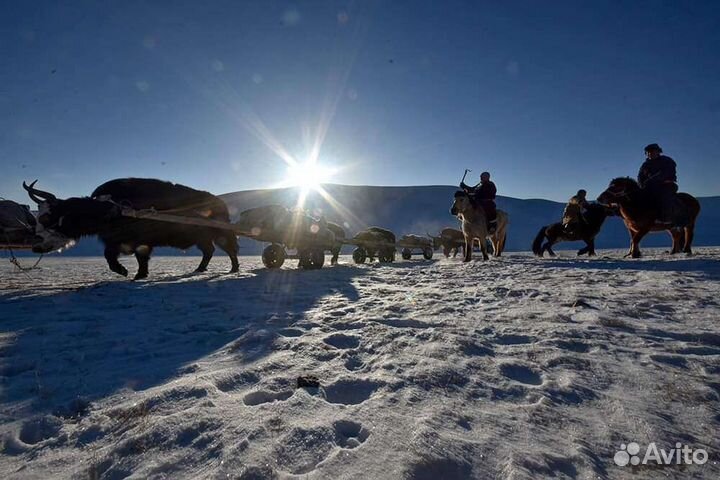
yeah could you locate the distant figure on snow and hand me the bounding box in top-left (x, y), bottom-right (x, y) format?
top-left (460, 171), bottom-right (497, 231)
top-left (638, 143), bottom-right (687, 226)
top-left (562, 189), bottom-right (589, 235)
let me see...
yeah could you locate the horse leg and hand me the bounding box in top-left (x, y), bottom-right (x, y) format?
top-left (544, 237), bottom-right (558, 257)
top-left (195, 240), bottom-right (215, 272)
top-left (628, 230), bottom-right (647, 258)
top-left (104, 244), bottom-right (128, 277)
top-left (463, 235), bottom-right (472, 262)
top-left (133, 246), bottom-right (153, 280)
top-left (480, 239), bottom-right (489, 260)
top-left (498, 231), bottom-right (507, 256)
top-left (215, 233), bottom-right (239, 272)
top-left (477, 232), bottom-right (489, 261)
top-left (669, 229), bottom-right (682, 254)
top-left (684, 224), bottom-right (695, 255)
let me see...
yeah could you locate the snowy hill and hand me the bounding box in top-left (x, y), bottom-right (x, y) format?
top-left (28, 184), bottom-right (720, 256)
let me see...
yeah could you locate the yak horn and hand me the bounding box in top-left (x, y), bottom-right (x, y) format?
top-left (23, 180), bottom-right (57, 203)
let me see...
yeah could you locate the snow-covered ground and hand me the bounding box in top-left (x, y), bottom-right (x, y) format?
top-left (1, 249), bottom-right (719, 479)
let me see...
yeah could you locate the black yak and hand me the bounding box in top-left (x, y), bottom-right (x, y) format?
top-left (24, 178), bottom-right (239, 279)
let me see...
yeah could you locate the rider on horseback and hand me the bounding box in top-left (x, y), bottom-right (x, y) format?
top-left (562, 189), bottom-right (589, 235)
top-left (638, 143), bottom-right (688, 227)
top-left (460, 171), bottom-right (497, 232)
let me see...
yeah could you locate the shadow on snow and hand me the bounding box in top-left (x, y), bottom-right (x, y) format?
top-left (0, 265), bottom-right (365, 418)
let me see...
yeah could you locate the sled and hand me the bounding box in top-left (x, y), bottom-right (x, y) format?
top-left (397, 234), bottom-right (434, 260)
top-left (344, 227), bottom-right (398, 264)
top-left (120, 204), bottom-right (337, 270)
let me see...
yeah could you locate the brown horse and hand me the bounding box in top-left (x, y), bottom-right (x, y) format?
top-left (597, 177), bottom-right (700, 258)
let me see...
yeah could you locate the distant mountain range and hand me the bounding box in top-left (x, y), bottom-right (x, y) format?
top-left (24, 184), bottom-right (720, 256)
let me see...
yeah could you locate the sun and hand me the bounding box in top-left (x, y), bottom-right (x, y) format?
top-left (286, 161), bottom-right (335, 190)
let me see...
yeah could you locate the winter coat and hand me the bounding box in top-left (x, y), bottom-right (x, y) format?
top-left (638, 155), bottom-right (677, 189)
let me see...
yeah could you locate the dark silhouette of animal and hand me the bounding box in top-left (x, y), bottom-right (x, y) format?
top-left (1, 200), bottom-right (41, 248)
top-left (532, 203), bottom-right (614, 257)
top-left (24, 178), bottom-right (239, 279)
top-left (326, 221), bottom-right (346, 265)
top-left (450, 191), bottom-right (508, 261)
top-left (352, 226), bottom-right (396, 262)
top-left (428, 228), bottom-right (465, 258)
top-left (597, 177), bottom-right (700, 258)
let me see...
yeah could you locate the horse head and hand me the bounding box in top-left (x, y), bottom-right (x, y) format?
top-left (597, 177), bottom-right (639, 206)
top-left (450, 190), bottom-right (471, 216)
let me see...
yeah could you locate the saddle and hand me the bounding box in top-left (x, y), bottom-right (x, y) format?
top-left (468, 195), bottom-right (497, 232)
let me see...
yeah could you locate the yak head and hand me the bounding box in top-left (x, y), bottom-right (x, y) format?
top-left (427, 232), bottom-right (442, 249)
top-left (23, 180), bottom-right (117, 253)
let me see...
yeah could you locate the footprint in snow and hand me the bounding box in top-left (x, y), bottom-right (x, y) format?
top-left (278, 328), bottom-right (304, 338)
top-left (323, 333), bottom-right (360, 349)
top-left (494, 334), bottom-right (536, 345)
top-left (499, 363), bottom-right (543, 385)
top-left (214, 371), bottom-right (261, 393)
top-left (243, 390), bottom-right (293, 406)
top-left (16, 416), bottom-right (63, 447)
top-left (322, 379), bottom-right (381, 405)
top-left (344, 355), bottom-right (365, 371)
top-left (334, 420), bottom-right (370, 449)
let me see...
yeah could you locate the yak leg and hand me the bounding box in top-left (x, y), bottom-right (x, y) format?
top-left (215, 233), bottom-right (239, 272)
top-left (134, 246), bottom-right (153, 280)
top-left (196, 240), bottom-right (215, 272)
top-left (443, 246), bottom-right (451, 258)
top-left (104, 244), bottom-right (128, 277)
top-left (331, 247), bottom-right (340, 265)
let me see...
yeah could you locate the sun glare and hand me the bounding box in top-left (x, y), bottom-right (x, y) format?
top-left (287, 161), bottom-right (335, 190)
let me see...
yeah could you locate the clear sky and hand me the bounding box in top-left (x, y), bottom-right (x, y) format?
top-left (2, 0), bottom-right (719, 203)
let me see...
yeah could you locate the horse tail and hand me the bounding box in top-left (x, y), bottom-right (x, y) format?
top-left (532, 226), bottom-right (547, 256)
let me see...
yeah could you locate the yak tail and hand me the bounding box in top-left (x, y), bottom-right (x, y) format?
top-left (532, 226), bottom-right (547, 256)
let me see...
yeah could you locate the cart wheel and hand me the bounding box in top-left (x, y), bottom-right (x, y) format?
top-left (352, 247), bottom-right (367, 264)
top-left (262, 244), bottom-right (286, 269)
top-left (423, 247), bottom-right (433, 260)
top-left (401, 248), bottom-right (412, 260)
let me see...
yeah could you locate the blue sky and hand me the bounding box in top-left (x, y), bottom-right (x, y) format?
top-left (2, 0), bottom-right (719, 203)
